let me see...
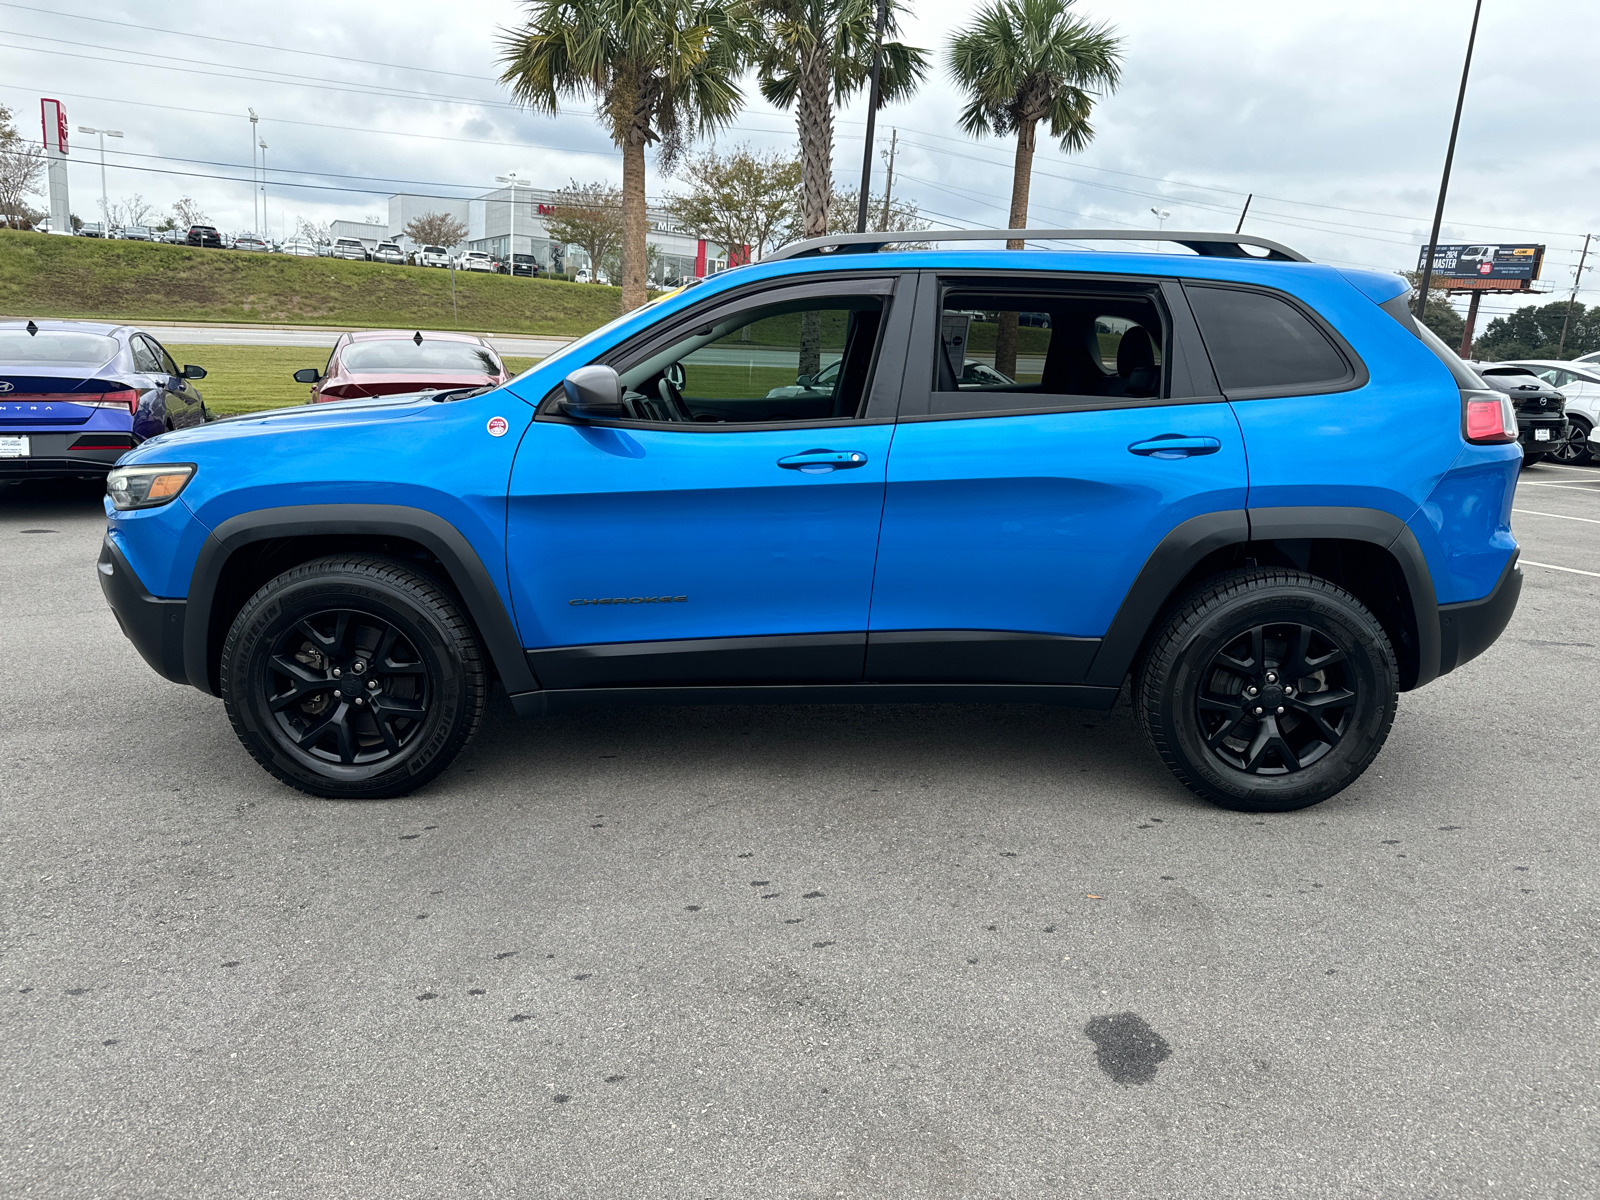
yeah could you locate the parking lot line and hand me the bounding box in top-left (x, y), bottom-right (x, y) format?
top-left (1513, 508), bottom-right (1600, 525)
top-left (1531, 462), bottom-right (1600, 474)
top-left (1518, 481), bottom-right (1600, 492)
top-left (1522, 559), bottom-right (1600, 578)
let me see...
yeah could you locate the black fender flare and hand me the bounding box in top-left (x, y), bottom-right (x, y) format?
top-left (1084, 506), bottom-right (1440, 690)
top-left (182, 504), bottom-right (539, 699)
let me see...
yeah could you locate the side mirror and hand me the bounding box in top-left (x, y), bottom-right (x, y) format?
top-left (561, 365), bottom-right (626, 419)
top-left (293, 368), bottom-right (322, 384)
top-left (182, 364), bottom-right (207, 380)
top-left (794, 374), bottom-right (813, 389)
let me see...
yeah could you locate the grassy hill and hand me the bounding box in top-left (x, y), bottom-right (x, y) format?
top-left (0, 229), bottom-right (625, 335)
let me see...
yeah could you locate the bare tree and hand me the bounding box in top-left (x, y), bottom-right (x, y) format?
top-left (826, 186), bottom-right (927, 237)
top-left (664, 144), bottom-right (800, 262)
top-left (172, 197), bottom-right (208, 228)
top-left (295, 216), bottom-right (331, 243)
top-left (543, 181), bottom-right (625, 281)
top-left (0, 104), bottom-right (45, 229)
top-left (107, 193), bottom-right (156, 229)
top-left (404, 211), bottom-right (470, 248)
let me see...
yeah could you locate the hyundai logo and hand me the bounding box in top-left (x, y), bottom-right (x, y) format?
top-left (0, 382), bottom-right (12, 393)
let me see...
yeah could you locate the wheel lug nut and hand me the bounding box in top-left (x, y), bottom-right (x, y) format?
top-left (332, 668), bottom-right (342, 678)
top-left (353, 660), bottom-right (366, 673)
top-left (1247, 687), bottom-right (1258, 696)
top-left (1266, 672), bottom-right (1277, 683)
top-left (354, 697), bottom-right (364, 706)
top-left (1285, 687), bottom-right (1295, 696)
top-left (367, 679), bottom-right (378, 690)
top-left (1254, 707), bottom-right (1263, 715)
top-left (1276, 706), bottom-right (1285, 715)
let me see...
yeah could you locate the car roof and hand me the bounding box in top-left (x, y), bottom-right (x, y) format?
top-left (343, 329), bottom-right (491, 345)
top-left (0, 318), bottom-right (130, 337)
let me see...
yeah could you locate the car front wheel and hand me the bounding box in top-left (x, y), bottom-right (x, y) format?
top-left (1136, 569), bottom-right (1398, 812)
top-left (220, 556), bottom-right (487, 799)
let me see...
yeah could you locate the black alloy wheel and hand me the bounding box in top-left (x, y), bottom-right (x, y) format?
top-left (1195, 622), bottom-right (1355, 775)
top-left (266, 609), bottom-right (431, 767)
top-left (1136, 568), bottom-right (1398, 812)
top-left (1550, 419), bottom-right (1592, 465)
top-left (221, 556), bottom-right (486, 799)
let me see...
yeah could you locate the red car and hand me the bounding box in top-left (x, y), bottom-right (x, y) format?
top-left (293, 330), bottom-right (509, 402)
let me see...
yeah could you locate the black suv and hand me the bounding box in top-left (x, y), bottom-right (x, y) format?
top-left (1472, 365), bottom-right (1567, 463)
top-left (185, 225), bottom-right (223, 249)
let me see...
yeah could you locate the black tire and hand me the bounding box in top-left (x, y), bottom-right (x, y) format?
top-left (220, 555), bottom-right (487, 800)
top-left (1551, 417), bottom-right (1592, 466)
top-left (1135, 569), bottom-right (1398, 813)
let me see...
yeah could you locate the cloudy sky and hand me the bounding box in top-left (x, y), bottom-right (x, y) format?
top-left (4, 0), bottom-right (1596, 322)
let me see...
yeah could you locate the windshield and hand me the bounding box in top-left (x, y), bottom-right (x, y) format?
top-left (341, 340), bottom-right (500, 374)
top-left (0, 330), bottom-right (119, 366)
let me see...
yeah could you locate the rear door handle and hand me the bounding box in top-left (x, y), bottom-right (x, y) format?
top-left (777, 449), bottom-right (869, 473)
top-left (1128, 434), bottom-right (1222, 459)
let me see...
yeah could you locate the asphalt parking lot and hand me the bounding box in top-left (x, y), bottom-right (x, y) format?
top-left (2, 461), bottom-right (1597, 1200)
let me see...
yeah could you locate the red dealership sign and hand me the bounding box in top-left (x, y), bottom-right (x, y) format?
top-left (40, 98), bottom-right (67, 153)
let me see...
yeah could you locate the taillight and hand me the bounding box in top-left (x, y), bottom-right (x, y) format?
top-left (1463, 390), bottom-right (1516, 444)
top-left (86, 388), bottom-right (140, 417)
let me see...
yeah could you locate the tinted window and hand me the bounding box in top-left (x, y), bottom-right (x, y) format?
top-left (930, 281), bottom-right (1167, 414)
top-left (130, 337), bottom-right (163, 374)
top-left (0, 331), bottom-right (119, 366)
top-left (341, 341), bottom-right (501, 374)
top-left (1186, 285), bottom-right (1350, 393)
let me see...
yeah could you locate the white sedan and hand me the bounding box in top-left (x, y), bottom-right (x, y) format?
top-left (1501, 359), bottom-right (1600, 464)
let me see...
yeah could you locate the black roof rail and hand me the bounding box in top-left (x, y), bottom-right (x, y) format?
top-left (761, 228), bottom-right (1310, 263)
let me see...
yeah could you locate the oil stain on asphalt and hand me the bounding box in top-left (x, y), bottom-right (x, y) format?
top-left (1084, 1012), bottom-right (1172, 1084)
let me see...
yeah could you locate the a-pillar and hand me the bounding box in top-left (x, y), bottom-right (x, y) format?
top-left (1457, 290), bottom-right (1482, 359)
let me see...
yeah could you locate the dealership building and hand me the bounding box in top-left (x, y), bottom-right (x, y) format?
top-left (379, 187), bottom-right (736, 285)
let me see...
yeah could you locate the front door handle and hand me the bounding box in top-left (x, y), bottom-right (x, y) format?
top-left (777, 449), bottom-right (869, 473)
top-left (1128, 434), bottom-right (1222, 459)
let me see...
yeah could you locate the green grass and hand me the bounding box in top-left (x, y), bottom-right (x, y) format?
top-left (0, 230), bottom-right (626, 335)
top-left (167, 344), bottom-right (541, 415)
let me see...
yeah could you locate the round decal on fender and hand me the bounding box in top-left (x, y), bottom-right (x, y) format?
top-left (487, 416), bottom-right (509, 437)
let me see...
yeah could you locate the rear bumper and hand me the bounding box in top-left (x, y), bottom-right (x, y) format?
top-left (1438, 552), bottom-right (1522, 676)
top-left (98, 536), bottom-right (189, 684)
top-left (1518, 416), bottom-right (1567, 453)
top-left (0, 440), bottom-right (125, 477)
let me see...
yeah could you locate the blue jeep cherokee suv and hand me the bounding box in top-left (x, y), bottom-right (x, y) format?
top-left (97, 230), bottom-right (1523, 811)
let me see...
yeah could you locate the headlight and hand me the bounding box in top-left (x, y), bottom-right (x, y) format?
top-left (106, 463), bottom-right (195, 510)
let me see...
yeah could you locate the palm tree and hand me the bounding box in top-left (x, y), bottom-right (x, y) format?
top-left (498, 0), bottom-right (752, 312)
top-left (948, 0), bottom-right (1122, 376)
top-left (755, 0), bottom-right (928, 245)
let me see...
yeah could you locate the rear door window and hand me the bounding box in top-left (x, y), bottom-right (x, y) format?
top-left (1185, 284), bottom-right (1356, 397)
top-left (130, 335), bottom-right (164, 374)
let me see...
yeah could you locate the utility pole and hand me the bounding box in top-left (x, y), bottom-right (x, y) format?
top-left (1558, 233), bottom-right (1592, 358)
top-left (1234, 193), bottom-right (1252, 234)
top-left (1415, 0), bottom-right (1483, 318)
top-left (879, 128), bottom-right (897, 230)
top-left (855, 0), bottom-right (888, 234)
top-left (259, 140), bottom-right (268, 237)
top-left (77, 125), bottom-right (122, 230)
top-left (1457, 290), bottom-right (1482, 359)
top-left (248, 108), bottom-right (259, 234)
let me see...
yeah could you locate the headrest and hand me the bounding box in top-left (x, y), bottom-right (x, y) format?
top-left (1117, 326), bottom-right (1156, 374)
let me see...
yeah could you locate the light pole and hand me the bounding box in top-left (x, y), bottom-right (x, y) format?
top-left (1149, 207), bottom-right (1169, 252)
top-left (248, 108), bottom-right (259, 234)
top-left (77, 125), bottom-right (122, 230)
top-left (1416, 0), bottom-right (1483, 319)
top-left (495, 173), bottom-right (529, 274)
top-left (259, 140), bottom-right (268, 237)
top-left (855, 0), bottom-right (889, 233)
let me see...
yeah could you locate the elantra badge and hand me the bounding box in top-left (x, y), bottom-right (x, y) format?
top-left (486, 415), bottom-right (509, 437)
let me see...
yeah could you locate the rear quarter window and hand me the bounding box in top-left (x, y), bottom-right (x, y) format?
top-left (1185, 283), bottom-right (1356, 397)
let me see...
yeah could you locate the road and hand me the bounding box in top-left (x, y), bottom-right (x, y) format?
top-left (1, 460), bottom-right (1596, 1199)
top-left (135, 321), bottom-right (574, 360)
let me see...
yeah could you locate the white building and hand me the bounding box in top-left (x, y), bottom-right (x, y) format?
top-left (385, 187), bottom-right (738, 286)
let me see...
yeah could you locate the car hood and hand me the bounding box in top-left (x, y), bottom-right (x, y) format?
top-left (119, 391), bottom-right (459, 463)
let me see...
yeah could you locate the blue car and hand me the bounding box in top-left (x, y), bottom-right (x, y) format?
top-left (97, 230), bottom-right (1524, 811)
top-left (1, 320), bottom-right (211, 480)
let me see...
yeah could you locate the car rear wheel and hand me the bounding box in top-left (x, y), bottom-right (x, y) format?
top-left (1135, 569), bottom-right (1398, 812)
top-left (1551, 417), bottom-right (1592, 465)
top-left (220, 556), bottom-right (487, 799)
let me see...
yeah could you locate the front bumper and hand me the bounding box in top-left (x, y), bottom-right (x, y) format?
top-left (1438, 552), bottom-right (1522, 676)
top-left (98, 536), bottom-right (188, 684)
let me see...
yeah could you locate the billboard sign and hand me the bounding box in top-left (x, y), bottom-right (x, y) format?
top-left (1417, 243), bottom-right (1544, 282)
top-left (40, 98), bottom-right (67, 154)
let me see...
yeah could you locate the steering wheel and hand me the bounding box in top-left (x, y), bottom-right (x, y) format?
top-left (658, 374), bottom-right (693, 422)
